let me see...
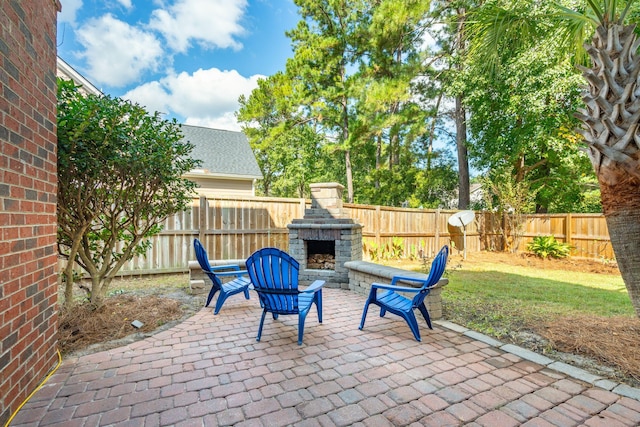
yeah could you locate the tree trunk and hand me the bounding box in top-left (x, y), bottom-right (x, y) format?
top-left (456, 95), bottom-right (470, 209)
top-left (345, 149), bottom-right (354, 203)
top-left (63, 261), bottom-right (76, 308)
top-left (375, 134), bottom-right (381, 189)
top-left (578, 23), bottom-right (640, 318)
top-left (341, 89), bottom-right (354, 203)
top-left (600, 176), bottom-right (640, 318)
top-left (455, 6), bottom-right (470, 209)
top-left (62, 228), bottom-right (90, 308)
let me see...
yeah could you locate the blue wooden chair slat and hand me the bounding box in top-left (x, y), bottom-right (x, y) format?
top-left (193, 238), bottom-right (251, 315)
top-left (359, 245), bottom-right (449, 341)
top-left (246, 247), bottom-right (324, 345)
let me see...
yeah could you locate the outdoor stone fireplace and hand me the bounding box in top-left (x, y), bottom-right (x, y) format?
top-left (288, 183), bottom-right (363, 288)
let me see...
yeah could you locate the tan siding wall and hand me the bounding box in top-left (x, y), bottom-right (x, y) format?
top-left (189, 176), bottom-right (255, 197)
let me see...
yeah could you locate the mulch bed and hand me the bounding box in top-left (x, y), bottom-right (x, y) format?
top-left (535, 315), bottom-right (640, 385)
top-left (58, 295), bottom-right (183, 355)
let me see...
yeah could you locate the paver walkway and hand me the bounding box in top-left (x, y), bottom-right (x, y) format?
top-left (10, 288), bottom-right (640, 426)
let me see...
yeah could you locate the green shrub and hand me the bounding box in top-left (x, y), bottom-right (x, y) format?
top-left (527, 236), bottom-right (571, 259)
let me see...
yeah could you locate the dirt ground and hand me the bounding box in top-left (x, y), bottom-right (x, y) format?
top-left (449, 249), bottom-right (621, 275)
top-left (58, 251), bottom-right (640, 387)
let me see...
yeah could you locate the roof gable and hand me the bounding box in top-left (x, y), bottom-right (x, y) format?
top-left (56, 56), bottom-right (102, 96)
top-left (182, 124), bottom-right (263, 179)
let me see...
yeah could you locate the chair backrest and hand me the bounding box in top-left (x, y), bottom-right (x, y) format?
top-left (412, 245), bottom-right (448, 307)
top-left (194, 238), bottom-right (222, 289)
top-left (246, 247), bottom-right (300, 315)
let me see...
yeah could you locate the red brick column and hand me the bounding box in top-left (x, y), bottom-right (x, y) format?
top-left (0, 1), bottom-right (61, 424)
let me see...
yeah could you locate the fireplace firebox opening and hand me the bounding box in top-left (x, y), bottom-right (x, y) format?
top-left (306, 240), bottom-right (335, 270)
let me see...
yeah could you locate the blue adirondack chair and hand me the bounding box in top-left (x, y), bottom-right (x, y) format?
top-left (359, 245), bottom-right (449, 341)
top-left (246, 247), bottom-right (324, 345)
top-left (193, 239), bottom-right (251, 315)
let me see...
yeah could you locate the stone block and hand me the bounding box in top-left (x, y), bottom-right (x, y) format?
top-left (344, 261), bottom-right (448, 320)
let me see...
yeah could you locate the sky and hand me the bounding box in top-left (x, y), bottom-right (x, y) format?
top-left (56, 0), bottom-right (300, 131)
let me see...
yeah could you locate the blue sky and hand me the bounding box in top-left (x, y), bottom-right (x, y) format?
top-left (57, 0), bottom-right (300, 130)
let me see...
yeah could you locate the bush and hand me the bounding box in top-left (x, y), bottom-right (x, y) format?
top-left (527, 236), bottom-right (571, 259)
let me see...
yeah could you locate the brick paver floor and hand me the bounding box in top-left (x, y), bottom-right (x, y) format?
top-left (10, 288), bottom-right (640, 426)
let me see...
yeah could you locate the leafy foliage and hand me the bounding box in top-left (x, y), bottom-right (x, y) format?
top-left (480, 169), bottom-right (538, 252)
top-left (237, 0), bottom-right (603, 213)
top-left (527, 236), bottom-right (572, 259)
top-left (463, 27), bottom-right (598, 213)
top-left (238, 0), bottom-right (459, 207)
top-left (464, 0), bottom-right (640, 318)
top-left (57, 79), bottom-right (200, 306)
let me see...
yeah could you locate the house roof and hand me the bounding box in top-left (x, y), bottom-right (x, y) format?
top-left (56, 56), bottom-right (102, 96)
top-left (181, 124), bottom-right (263, 179)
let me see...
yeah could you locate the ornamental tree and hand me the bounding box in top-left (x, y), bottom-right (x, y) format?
top-left (57, 79), bottom-right (200, 307)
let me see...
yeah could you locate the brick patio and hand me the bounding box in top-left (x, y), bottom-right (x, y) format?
top-left (10, 288), bottom-right (640, 426)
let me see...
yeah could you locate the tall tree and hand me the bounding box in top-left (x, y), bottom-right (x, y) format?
top-left (237, 72), bottom-right (330, 197)
top-left (454, 4), bottom-right (471, 209)
top-left (287, 0), bottom-right (360, 201)
top-left (239, 0), bottom-right (443, 206)
top-left (57, 79), bottom-right (199, 307)
top-left (354, 0), bottom-right (438, 205)
top-left (466, 0), bottom-right (640, 317)
top-left (464, 37), bottom-right (595, 213)
top-left (428, 0), bottom-right (476, 209)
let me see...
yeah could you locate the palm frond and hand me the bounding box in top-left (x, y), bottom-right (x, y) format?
top-left (465, 2), bottom-right (541, 75)
top-left (551, 3), bottom-right (598, 65)
top-left (618, 0), bottom-right (635, 24)
top-left (586, 0), bottom-right (605, 22)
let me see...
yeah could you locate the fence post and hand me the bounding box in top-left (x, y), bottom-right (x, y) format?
top-left (566, 213), bottom-right (572, 248)
top-left (199, 195), bottom-right (207, 243)
top-left (375, 205), bottom-right (381, 247)
top-left (435, 208), bottom-right (440, 252)
top-left (502, 212), bottom-right (508, 252)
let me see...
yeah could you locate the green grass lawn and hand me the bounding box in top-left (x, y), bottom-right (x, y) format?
top-left (444, 262), bottom-right (633, 338)
top-left (447, 261), bottom-right (631, 315)
top-left (391, 257), bottom-right (634, 340)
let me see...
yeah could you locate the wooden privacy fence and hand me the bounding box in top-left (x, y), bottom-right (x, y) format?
top-left (111, 195), bottom-right (613, 276)
top-left (521, 213), bottom-right (613, 260)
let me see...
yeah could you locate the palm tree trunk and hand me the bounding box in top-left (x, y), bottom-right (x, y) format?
top-left (601, 178), bottom-right (640, 318)
top-left (578, 22), bottom-right (640, 318)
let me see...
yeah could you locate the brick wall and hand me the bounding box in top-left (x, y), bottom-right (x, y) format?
top-left (0, 1), bottom-right (61, 425)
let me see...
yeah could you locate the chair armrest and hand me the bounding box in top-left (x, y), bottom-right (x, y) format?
top-left (301, 280), bottom-right (325, 293)
top-left (371, 282), bottom-right (420, 293)
top-left (390, 275), bottom-right (428, 287)
top-left (213, 270), bottom-right (248, 278)
top-left (210, 264), bottom-right (241, 272)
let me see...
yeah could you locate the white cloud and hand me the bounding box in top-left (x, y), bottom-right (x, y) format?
top-left (116, 0), bottom-right (133, 9)
top-left (76, 14), bottom-right (164, 87)
top-left (122, 81), bottom-right (171, 115)
top-left (58, 0), bottom-right (83, 25)
top-left (123, 67), bottom-right (264, 131)
top-left (149, 0), bottom-right (248, 53)
top-left (186, 113), bottom-right (242, 131)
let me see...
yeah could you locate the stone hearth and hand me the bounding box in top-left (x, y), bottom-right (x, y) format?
top-left (288, 183), bottom-right (362, 288)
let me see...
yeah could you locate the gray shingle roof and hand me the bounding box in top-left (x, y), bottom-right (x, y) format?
top-left (181, 124), bottom-right (263, 179)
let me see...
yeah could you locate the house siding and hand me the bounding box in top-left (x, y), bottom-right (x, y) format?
top-left (0, 1), bottom-right (60, 425)
top-left (190, 176), bottom-right (256, 197)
